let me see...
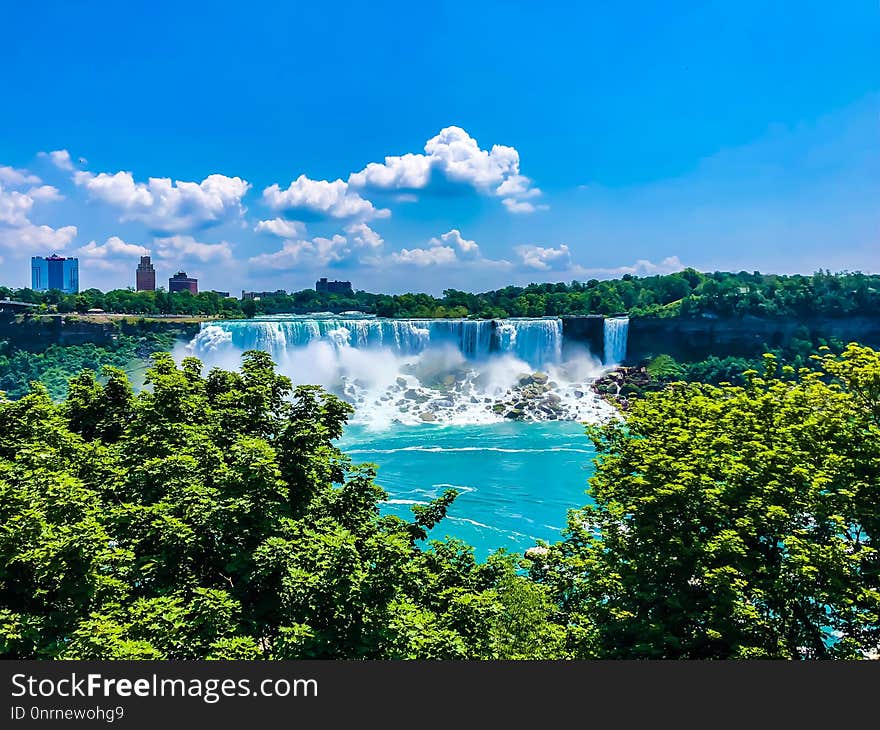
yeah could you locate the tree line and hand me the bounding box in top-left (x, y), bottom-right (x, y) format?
top-left (1, 345), bottom-right (878, 659)
top-left (4, 269), bottom-right (880, 319)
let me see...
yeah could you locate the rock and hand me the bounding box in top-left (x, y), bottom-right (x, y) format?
top-left (544, 393), bottom-right (562, 406)
top-left (491, 403), bottom-right (506, 413)
top-left (396, 377), bottom-right (407, 388)
top-left (504, 408), bottom-right (524, 419)
top-left (525, 545), bottom-right (550, 558)
top-left (404, 389), bottom-right (428, 402)
top-left (531, 372), bottom-right (549, 384)
top-left (574, 389), bottom-right (584, 398)
top-left (419, 411), bottom-right (437, 422)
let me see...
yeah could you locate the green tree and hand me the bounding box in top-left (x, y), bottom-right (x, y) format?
top-left (0, 352), bottom-right (560, 659)
top-left (534, 347), bottom-right (880, 659)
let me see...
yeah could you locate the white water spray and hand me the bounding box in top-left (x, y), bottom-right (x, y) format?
top-left (186, 315), bottom-right (619, 428)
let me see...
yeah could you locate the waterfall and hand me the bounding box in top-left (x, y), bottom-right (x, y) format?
top-left (603, 317), bottom-right (629, 365)
top-left (189, 316), bottom-right (563, 368)
top-left (183, 315), bottom-right (612, 427)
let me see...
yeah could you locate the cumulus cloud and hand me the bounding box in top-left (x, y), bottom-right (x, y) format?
top-left (344, 222), bottom-right (384, 250)
top-left (254, 218), bottom-right (307, 238)
top-left (249, 234), bottom-right (351, 270)
top-left (389, 229), bottom-right (510, 269)
top-left (347, 126), bottom-right (545, 213)
top-left (428, 229), bottom-right (479, 257)
top-left (390, 245), bottom-right (458, 266)
top-left (249, 224), bottom-right (385, 271)
top-left (262, 175), bottom-right (389, 221)
top-left (77, 236), bottom-right (150, 259)
top-left (153, 235), bottom-right (234, 263)
top-left (74, 170), bottom-right (250, 233)
top-left (73, 236), bottom-right (150, 272)
top-left (39, 149), bottom-right (75, 171)
top-left (0, 175), bottom-right (76, 253)
top-left (515, 244), bottom-right (572, 271)
top-left (348, 153), bottom-right (432, 190)
top-left (0, 223), bottom-right (77, 251)
top-left (0, 166), bottom-right (41, 186)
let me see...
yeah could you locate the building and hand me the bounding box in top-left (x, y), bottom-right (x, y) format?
top-left (31, 254), bottom-right (79, 293)
top-left (169, 271), bottom-right (198, 294)
top-left (210, 290), bottom-right (230, 298)
top-left (315, 278), bottom-right (353, 295)
top-left (136, 256), bottom-right (156, 291)
top-left (242, 289), bottom-right (287, 300)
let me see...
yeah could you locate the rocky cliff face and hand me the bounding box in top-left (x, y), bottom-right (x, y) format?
top-left (0, 315), bottom-right (200, 351)
top-left (625, 314), bottom-right (880, 362)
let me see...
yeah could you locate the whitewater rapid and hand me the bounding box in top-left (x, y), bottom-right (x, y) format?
top-left (184, 314), bottom-right (623, 428)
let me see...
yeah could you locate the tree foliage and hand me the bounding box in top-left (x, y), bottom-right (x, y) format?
top-left (0, 352), bottom-right (560, 659)
top-left (531, 346), bottom-right (880, 658)
top-left (3, 346), bottom-right (880, 659)
top-left (5, 268), bottom-right (880, 319)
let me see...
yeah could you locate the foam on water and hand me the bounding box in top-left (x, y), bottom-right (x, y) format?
top-left (185, 315), bottom-right (619, 428)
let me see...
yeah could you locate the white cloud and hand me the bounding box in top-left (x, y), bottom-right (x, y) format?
top-left (501, 198), bottom-right (548, 214)
top-left (28, 185), bottom-right (63, 203)
top-left (73, 236), bottom-right (150, 273)
top-left (0, 180), bottom-right (75, 253)
top-left (495, 174), bottom-right (539, 198)
top-left (344, 222), bottom-right (384, 250)
top-left (0, 223), bottom-right (77, 251)
top-left (346, 126), bottom-right (545, 213)
top-left (77, 236), bottom-right (150, 259)
top-left (0, 166), bottom-right (41, 187)
top-left (254, 218), bottom-right (307, 238)
top-left (424, 126), bottom-right (520, 188)
top-left (39, 149), bottom-right (75, 171)
top-left (428, 229), bottom-right (479, 257)
top-left (74, 170), bottom-right (250, 233)
top-left (153, 235), bottom-right (233, 263)
top-left (249, 223), bottom-right (385, 271)
top-left (0, 188), bottom-right (37, 227)
top-left (574, 256), bottom-right (685, 279)
top-left (249, 234), bottom-right (350, 270)
top-left (388, 229), bottom-right (511, 269)
top-left (348, 153), bottom-right (432, 189)
top-left (263, 175), bottom-right (389, 221)
top-left (516, 244), bottom-right (572, 271)
top-left (390, 246), bottom-right (458, 266)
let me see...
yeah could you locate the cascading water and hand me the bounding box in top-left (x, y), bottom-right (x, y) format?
top-left (185, 315), bottom-right (614, 427)
top-left (603, 316), bottom-right (629, 365)
top-left (190, 315), bottom-right (561, 365)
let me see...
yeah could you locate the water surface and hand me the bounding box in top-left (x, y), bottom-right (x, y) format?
top-left (338, 421), bottom-right (597, 559)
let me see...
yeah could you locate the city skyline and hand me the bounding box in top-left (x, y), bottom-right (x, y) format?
top-left (1, 2), bottom-right (878, 295)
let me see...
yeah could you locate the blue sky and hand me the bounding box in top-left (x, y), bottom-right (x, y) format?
top-left (1, 0), bottom-right (878, 294)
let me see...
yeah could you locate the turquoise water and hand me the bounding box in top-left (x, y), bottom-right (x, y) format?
top-left (337, 421), bottom-right (597, 559)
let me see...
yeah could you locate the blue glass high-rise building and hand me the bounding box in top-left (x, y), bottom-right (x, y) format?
top-left (31, 254), bottom-right (79, 293)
